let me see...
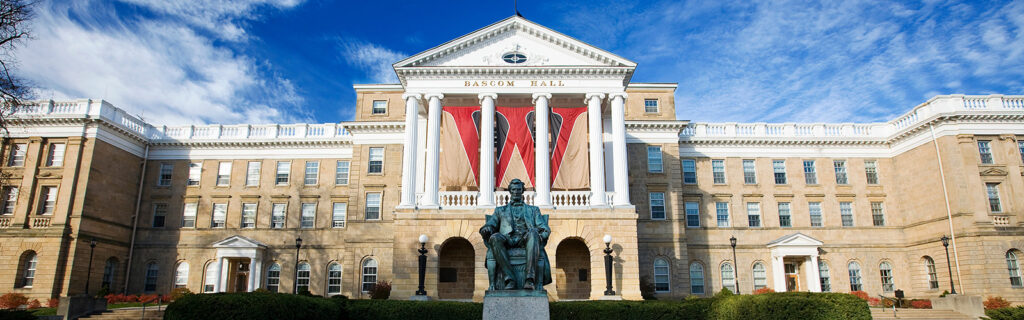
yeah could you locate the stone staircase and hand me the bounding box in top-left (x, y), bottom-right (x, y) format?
top-left (78, 307), bottom-right (165, 320)
top-left (870, 308), bottom-right (976, 319)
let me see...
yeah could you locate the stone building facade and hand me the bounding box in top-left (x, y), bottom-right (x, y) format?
top-left (1, 16), bottom-right (1022, 304)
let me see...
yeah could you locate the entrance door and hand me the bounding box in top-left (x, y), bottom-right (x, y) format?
top-left (227, 259), bottom-right (250, 292)
top-left (784, 263), bottom-right (799, 292)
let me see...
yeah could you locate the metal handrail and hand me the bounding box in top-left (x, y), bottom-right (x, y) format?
top-left (878, 295), bottom-right (897, 317)
top-left (140, 294), bottom-right (162, 319)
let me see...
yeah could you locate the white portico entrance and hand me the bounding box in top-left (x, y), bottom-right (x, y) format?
top-left (211, 236), bottom-right (267, 293)
top-left (766, 233), bottom-right (823, 292)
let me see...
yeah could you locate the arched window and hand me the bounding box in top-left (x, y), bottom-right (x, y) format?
top-left (818, 260), bottom-right (831, 292)
top-left (265, 264), bottom-right (281, 293)
top-left (16, 251), bottom-right (37, 288)
top-left (296, 262), bottom-right (311, 293)
top-left (1008, 250), bottom-right (1022, 288)
top-left (752, 262), bottom-right (767, 290)
top-left (144, 263), bottom-right (159, 292)
top-left (174, 262), bottom-right (189, 288)
top-left (361, 259), bottom-right (378, 292)
top-left (654, 258), bottom-right (670, 292)
top-left (848, 261), bottom-right (862, 291)
top-left (720, 262), bottom-right (735, 292)
top-left (879, 261), bottom-right (894, 292)
top-left (204, 261), bottom-right (218, 293)
top-left (923, 256), bottom-right (939, 290)
top-left (689, 262), bottom-right (705, 294)
top-left (102, 258), bottom-right (118, 290)
top-left (327, 263), bottom-right (342, 295)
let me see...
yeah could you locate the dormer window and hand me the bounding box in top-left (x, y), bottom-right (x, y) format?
top-left (502, 52), bottom-right (527, 64)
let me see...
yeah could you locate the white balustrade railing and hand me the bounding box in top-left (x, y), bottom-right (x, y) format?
top-left (550, 191), bottom-right (590, 207)
top-left (439, 191), bottom-right (479, 209)
top-left (992, 216), bottom-right (1010, 226)
top-left (31, 217), bottom-right (50, 228)
top-left (0, 217), bottom-right (11, 228)
top-left (437, 191), bottom-right (616, 209)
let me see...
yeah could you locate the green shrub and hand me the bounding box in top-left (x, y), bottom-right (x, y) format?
top-left (986, 306), bottom-right (1024, 320)
top-left (551, 300), bottom-right (714, 320)
top-left (369, 281), bottom-right (392, 300)
top-left (0, 310), bottom-right (36, 320)
top-left (708, 292), bottom-right (870, 320)
top-left (639, 276), bottom-right (657, 300)
top-left (344, 300), bottom-right (480, 320)
top-left (164, 292), bottom-right (340, 320)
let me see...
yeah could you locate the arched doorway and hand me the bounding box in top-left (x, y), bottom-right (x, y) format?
top-left (438, 237), bottom-right (475, 299)
top-left (555, 238), bottom-right (591, 300)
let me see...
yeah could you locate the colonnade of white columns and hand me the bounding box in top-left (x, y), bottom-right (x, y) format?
top-left (399, 92), bottom-right (632, 209)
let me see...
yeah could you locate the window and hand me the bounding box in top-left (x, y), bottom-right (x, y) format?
top-left (649, 192), bottom-right (665, 220)
top-left (276, 161), bottom-right (290, 185)
top-left (365, 192), bottom-right (382, 220)
top-left (152, 203), bottom-right (167, 228)
top-left (362, 259), bottom-right (378, 292)
top-left (17, 251), bottom-right (37, 288)
top-left (46, 143), bottom-right (65, 167)
top-left (335, 161), bottom-right (350, 185)
top-left (1019, 140), bottom-right (1024, 163)
top-left (182, 203), bottom-right (197, 228)
top-left (216, 162), bottom-right (231, 186)
top-left (712, 160), bottom-right (726, 184)
top-left (809, 202), bottom-right (822, 227)
top-left (747, 202), bottom-right (761, 227)
top-left (102, 258), bottom-right (117, 290)
top-left (871, 202), bottom-right (885, 226)
top-left (685, 201), bottom-right (700, 227)
top-left (840, 202), bottom-right (853, 227)
top-left (819, 260), bottom-right (831, 292)
top-left (879, 262), bottom-right (894, 292)
top-left (1008, 250), bottom-right (1022, 288)
top-left (848, 261), bottom-right (862, 291)
top-left (241, 203), bottom-right (256, 228)
top-left (265, 264), bottom-right (281, 293)
top-left (742, 159), bottom-right (756, 184)
top-left (144, 263), bottom-right (159, 292)
top-left (2, 187), bottom-right (18, 215)
top-left (7, 143), bottom-right (26, 166)
top-left (332, 203), bottom-right (347, 228)
top-left (803, 160), bottom-right (817, 184)
top-left (753, 262), bottom-right (767, 290)
top-left (644, 99), bottom-right (659, 113)
top-left (716, 202), bottom-right (729, 227)
top-left (924, 256), bottom-right (939, 290)
top-left (304, 161), bottom-right (319, 185)
top-left (211, 203), bottom-right (227, 228)
top-left (245, 161), bottom-right (261, 186)
top-left (654, 258), bottom-right (670, 292)
top-left (296, 262), bottom-right (311, 293)
top-left (978, 140), bottom-right (993, 164)
top-left (772, 160), bottom-right (786, 184)
top-left (271, 203), bottom-right (286, 229)
top-left (204, 262), bottom-right (218, 292)
top-left (187, 162), bottom-right (202, 186)
top-left (721, 263), bottom-right (736, 292)
top-left (682, 159), bottom-right (696, 184)
top-left (368, 147), bottom-right (384, 174)
top-left (174, 262), bottom-right (189, 288)
top-left (987, 183), bottom-right (1002, 212)
top-left (647, 146), bottom-right (663, 173)
top-left (864, 160), bottom-right (879, 184)
top-left (778, 202), bottom-right (791, 228)
top-left (158, 163), bottom-right (173, 186)
top-left (39, 186), bottom-right (57, 215)
top-left (833, 160), bottom-right (848, 184)
top-left (301, 203), bottom-right (316, 229)
top-left (371, 100), bottom-right (387, 114)
top-left (327, 263), bottom-right (342, 295)
top-left (689, 262), bottom-right (704, 294)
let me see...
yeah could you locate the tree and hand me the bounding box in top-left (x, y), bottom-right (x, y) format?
top-left (0, 0), bottom-right (33, 129)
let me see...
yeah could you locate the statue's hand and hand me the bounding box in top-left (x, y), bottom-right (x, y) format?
top-left (479, 225), bottom-right (494, 240)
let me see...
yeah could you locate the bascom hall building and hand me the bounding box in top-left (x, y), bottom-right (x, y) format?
top-left (1, 16), bottom-right (1022, 304)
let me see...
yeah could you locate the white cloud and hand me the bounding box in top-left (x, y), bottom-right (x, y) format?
top-left (336, 38), bottom-right (405, 84)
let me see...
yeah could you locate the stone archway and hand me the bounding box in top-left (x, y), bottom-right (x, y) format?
top-left (555, 238), bottom-right (591, 300)
top-left (438, 237), bottom-right (475, 300)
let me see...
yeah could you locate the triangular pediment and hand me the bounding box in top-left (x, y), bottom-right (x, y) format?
top-left (766, 233), bottom-right (823, 247)
top-left (212, 235), bottom-right (267, 249)
top-left (980, 167), bottom-right (1008, 176)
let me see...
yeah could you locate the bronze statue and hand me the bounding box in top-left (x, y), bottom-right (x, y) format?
top-left (480, 179), bottom-right (551, 291)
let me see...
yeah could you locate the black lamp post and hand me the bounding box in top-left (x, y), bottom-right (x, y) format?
top-left (416, 234), bottom-right (428, 296)
top-left (293, 237), bottom-right (303, 294)
top-left (730, 236), bottom-right (739, 294)
top-left (603, 235), bottom-right (615, 296)
top-left (940, 235), bottom-right (956, 294)
top-left (85, 238), bottom-right (97, 294)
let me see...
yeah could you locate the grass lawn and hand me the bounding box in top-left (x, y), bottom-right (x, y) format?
top-left (27, 301), bottom-right (166, 316)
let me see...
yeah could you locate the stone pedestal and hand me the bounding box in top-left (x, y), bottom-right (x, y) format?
top-left (483, 290), bottom-right (549, 320)
top-left (931, 295), bottom-right (984, 319)
top-left (409, 295), bottom-right (431, 301)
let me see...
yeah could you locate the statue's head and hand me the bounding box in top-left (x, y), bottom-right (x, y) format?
top-left (509, 179), bottom-right (525, 203)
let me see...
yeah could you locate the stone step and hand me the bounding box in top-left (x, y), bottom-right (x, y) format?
top-left (870, 308), bottom-right (976, 320)
top-left (79, 308), bottom-right (165, 320)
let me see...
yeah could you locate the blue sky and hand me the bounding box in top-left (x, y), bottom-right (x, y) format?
top-left (16, 0), bottom-right (1024, 126)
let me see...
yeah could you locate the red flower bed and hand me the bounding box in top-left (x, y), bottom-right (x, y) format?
top-left (105, 293), bottom-right (140, 304)
top-left (984, 296), bottom-right (1011, 310)
top-left (752, 287), bottom-right (775, 295)
top-left (47, 298), bottom-right (59, 308)
top-left (850, 291), bottom-right (869, 301)
top-left (909, 299), bottom-right (931, 309)
top-left (27, 299), bottom-right (41, 309)
top-left (0, 293), bottom-right (28, 309)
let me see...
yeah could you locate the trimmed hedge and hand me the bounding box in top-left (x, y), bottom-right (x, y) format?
top-left (708, 292), bottom-right (870, 320)
top-left (164, 292), bottom-right (340, 320)
top-left (343, 300), bottom-right (480, 320)
top-left (986, 306), bottom-right (1024, 320)
top-left (551, 299), bottom-right (713, 320)
top-left (0, 310), bottom-right (36, 320)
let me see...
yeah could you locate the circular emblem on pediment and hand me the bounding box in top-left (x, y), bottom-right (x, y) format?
top-left (501, 51), bottom-right (527, 64)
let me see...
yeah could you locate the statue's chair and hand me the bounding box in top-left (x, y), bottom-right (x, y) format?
top-left (483, 214), bottom-right (550, 290)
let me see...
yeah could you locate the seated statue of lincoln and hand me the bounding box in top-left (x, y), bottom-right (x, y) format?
top-left (479, 178), bottom-right (551, 291)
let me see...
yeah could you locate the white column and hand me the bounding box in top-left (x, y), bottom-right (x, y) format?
top-left (609, 92), bottom-right (630, 206)
top-left (771, 255), bottom-right (785, 292)
top-left (586, 93), bottom-right (607, 207)
top-left (533, 93), bottom-right (552, 207)
top-left (807, 255), bottom-right (821, 292)
top-left (399, 93), bottom-right (422, 208)
top-left (248, 258), bottom-right (256, 292)
top-left (218, 257), bottom-right (229, 292)
top-left (251, 256), bottom-right (263, 291)
top-left (478, 93), bottom-right (498, 207)
top-left (421, 93), bottom-right (444, 208)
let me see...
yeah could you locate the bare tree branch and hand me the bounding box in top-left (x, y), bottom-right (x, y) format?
top-left (0, 0), bottom-right (36, 133)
